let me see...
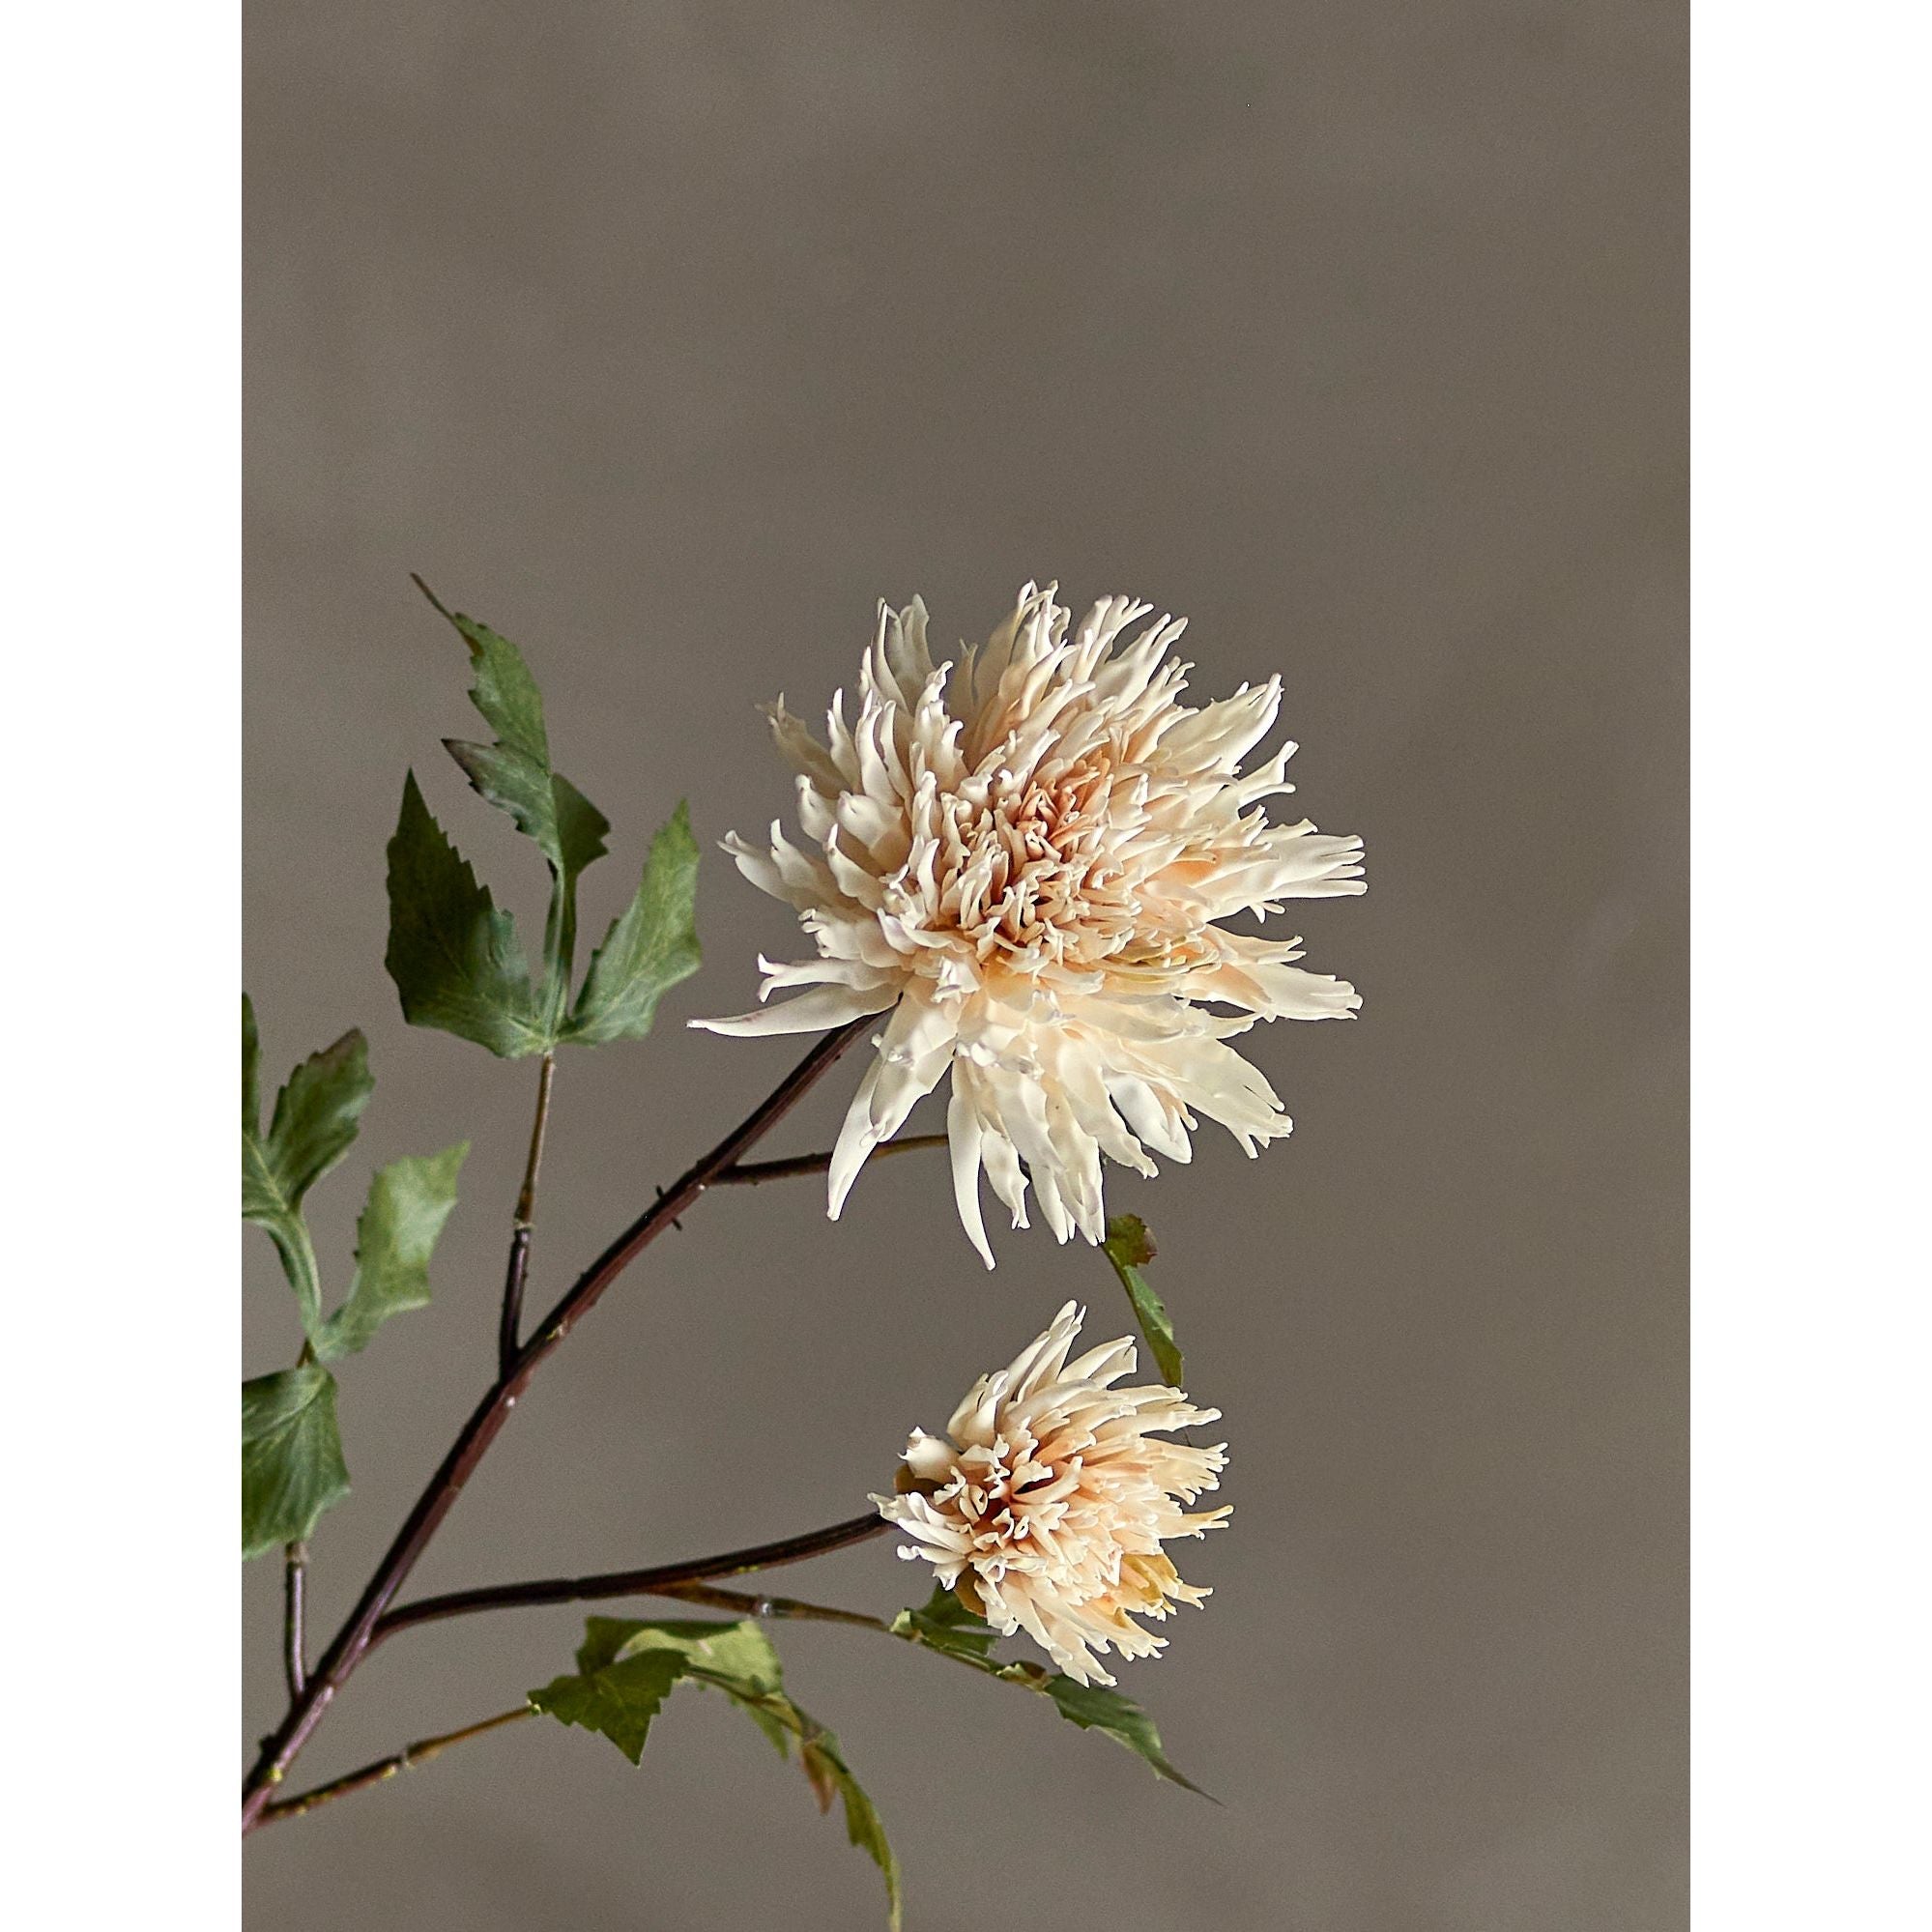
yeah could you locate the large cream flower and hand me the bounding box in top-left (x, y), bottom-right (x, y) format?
top-left (695, 584), bottom-right (1364, 1265)
top-left (872, 1300), bottom-right (1228, 1686)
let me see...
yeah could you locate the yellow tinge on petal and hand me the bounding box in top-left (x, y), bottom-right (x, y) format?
top-left (871, 1302), bottom-right (1230, 1687)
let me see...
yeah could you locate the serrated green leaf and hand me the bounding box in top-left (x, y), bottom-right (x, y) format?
top-left (699, 1670), bottom-right (900, 1927)
top-left (1043, 1676), bottom-right (1209, 1796)
top-left (443, 740), bottom-right (612, 886)
top-left (643, 1619), bottom-right (786, 1695)
top-left (781, 1715), bottom-right (901, 1931)
top-left (433, 603), bottom-right (610, 1028)
top-left (564, 801), bottom-right (702, 1045)
top-left (242, 1365), bottom-right (350, 1559)
top-left (438, 606), bottom-right (560, 857)
top-left (549, 772), bottom-right (613, 884)
top-left (438, 607), bottom-right (601, 868)
top-left (316, 1142), bottom-right (468, 1361)
top-left (577, 1616), bottom-right (783, 1687)
top-left (537, 1619), bottom-right (781, 1764)
top-left (891, 1583), bottom-right (1206, 1797)
top-left (243, 1004), bottom-right (374, 1341)
top-left (889, 1583), bottom-right (1002, 1666)
top-left (1102, 1213), bottom-right (1185, 1387)
top-left (536, 1619), bottom-right (901, 1927)
top-left (243, 1022), bottom-right (373, 1219)
top-left (449, 608), bottom-right (551, 769)
top-left (384, 770), bottom-right (548, 1056)
top-left (531, 1646), bottom-right (691, 1765)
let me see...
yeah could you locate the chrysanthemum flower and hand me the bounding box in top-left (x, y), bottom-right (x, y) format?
top-left (695, 583), bottom-right (1364, 1265)
top-left (872, 1300), bottom-right (1228, 1686)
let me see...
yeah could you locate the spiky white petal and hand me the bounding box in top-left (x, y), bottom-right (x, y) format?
top-left (696, 584), bottom-right (1365, 1262)
top-left (872, 1301), bottom-right (1229, 1686)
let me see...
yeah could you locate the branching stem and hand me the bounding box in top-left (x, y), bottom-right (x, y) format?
top-left (241, 1018), bottom-right (872, 1832)
top-left (715, 1132), bottom-right (947, 1188)
top-left (261, 1578), bottom-right (1018, 1830)
top-left (652, 1578), bottom-right (891, 1631)
top-left (374, 1513), bottom-right (890, 1644)
top-left (256, 1705), bottom-right (535, 1827)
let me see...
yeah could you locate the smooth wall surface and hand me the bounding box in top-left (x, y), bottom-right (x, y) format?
top-left (244, 5), bottom-right (1686, 1927)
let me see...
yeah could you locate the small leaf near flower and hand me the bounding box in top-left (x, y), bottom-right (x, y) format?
top-left (1102, 1212), bottom-right (1185, 1388)
top-left (241, 1365), bottom-right (350, 1558)
top-left (563, 801), bottom-right (702, 1046)
top-left (530, 1639), bottom-right (691, 1765)
top-left (1042, 1675), bottom-right (1211, 1797)
top-left (892, 1584), bottom-right (1209, 1797)
top-left (888, 1584), bottom-right (1002, 1667)
top-left (533, 1619), bottom-right (901, 1928)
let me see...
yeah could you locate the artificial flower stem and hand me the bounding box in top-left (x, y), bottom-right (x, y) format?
top-left (653, 1578), bottom-right (892, 1631)
top-left (373, 1513), bottom-right (891, 1645)
top-left (498, 1051), bottom-right (556, 1375)
top-left (259, 1581), bottom-right (1041, 1834)
top-left (241, 1016), bottom-right (873, 1834)
top-left (282, 1541), bottom-right (307, 1700)
top-left (715, 1132), bottom-right (949, 1187)
top-left (255, 1704), bottom-right (536, 1828)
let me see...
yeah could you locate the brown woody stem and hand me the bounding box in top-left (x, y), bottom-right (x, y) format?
top-left (256, 1705), bottom-right (536, 1827)
top-left (282, 1543), bottom-right (307, 1700)
top-left (374, 1513), bottom-right (890, 1644)
top-left (240, 1018), bottom-right (872, 1833)
top-left (715, 1131), bottom-right (948, 1188)
top-left (498, 1052), bottom-right (556, 1374)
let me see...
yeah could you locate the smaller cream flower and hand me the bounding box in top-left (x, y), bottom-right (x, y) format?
top-left (873, 1301), bottom-right (1228, 1686)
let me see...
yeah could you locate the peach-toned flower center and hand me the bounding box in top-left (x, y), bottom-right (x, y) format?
top-left (697, 585), bottom-right (1366, 1262)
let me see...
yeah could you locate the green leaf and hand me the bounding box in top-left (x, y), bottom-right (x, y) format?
top-left (316, 1142), bottom-right (469, 1361)
top-left (429, 599), bottom-right (612, 1027)
top-left (437, 607), bottom-right (611, 881)
top-left (782, 1715), bottom-right (901, 1931)
top-left (533, 1618), bottom-right (779, 1764)
top-left (573, 1616), bottom-right (783, 1686)
top-left (549, 772), bottom-right (613, 886)
top-left (241, 1365), bottom-right (350, 1558)
top-left (531, 1645), bottom-right (692, 1765)
top-left (1102, 1213), bottom-right (1185, 1387)
top-left (1043, 1677), bottom-right (1210, 1796)
top-left (891, 1584), bottom-right (1208, 1797)
top-left (563, 801), bottom-right (702, 1045)
top-left (534, 1619), bottom-right (901, 1927)
top-left (242, 1017), bottom-right (373, 1219)
top-left (384, 770), bottom-right (548, 1056)
top-left (242, 1002), bottom-right (374, 1341)
top-left (889, 1583), bottom-right (1003, 1667)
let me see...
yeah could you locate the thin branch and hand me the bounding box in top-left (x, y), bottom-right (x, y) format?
top-left (262, 1583), bottom-right (1015, 1831)
top-left (242, 1017), bottom-right (872, 1832)
top-left (652, 1578), bottom-right (890, 1631)
top-left (282, 1543), bottom-right (307, 1700)
top-left (716, 1131), bottom-right (948, 1188)
top-left (374, 1513), bottom-right (891, 1644)
top-left (499, 1052), bottom-right (556, 1375)
top-left (257, 1705), bottom-right (535, 1827)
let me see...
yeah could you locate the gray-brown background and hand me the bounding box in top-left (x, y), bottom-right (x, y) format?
top-left (244, 4), bottom-right (1686, 1926)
